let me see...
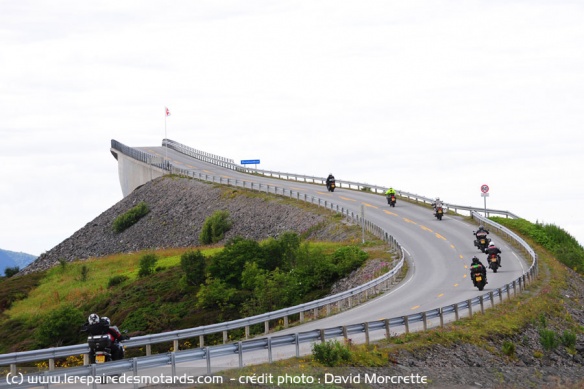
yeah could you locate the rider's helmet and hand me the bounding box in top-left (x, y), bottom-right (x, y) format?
top-left (489, 242), bottom-right (495, 247)
top-left (88, 313), bottom-right (100, 325)
top-left (479, 225), bottom-right (484, 230)
top-left (436, 197), bottom-right (440, 201)
top-left (471, 256), bottom-right (479, 264)
top-left (102, 317), bottom-right (111, 326)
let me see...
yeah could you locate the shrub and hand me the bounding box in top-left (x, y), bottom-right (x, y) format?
top-left (312, 339), bottom-right (351, 366)
top-left (107, 275), bottom-right (129, 288)
top-left (80, 265), bottom-right (89, 282)
top-left (199, 210), bottom-right (232, 244)
top-left (181, 250), bottom-right (206, 286)
top-left (502, 340), bottom-right (516, 357)
top-left (138, 253), bottom-right (158, 278)
top-left (539, 328), bottom-right (559, 351)
top-left (560, 330), bottom-right (577, 349)
top-left (332, 246), bottom-right (368, 276)
top-left (35, 304), bottom-right (85, 347)
top-left (113, 202), bottom-right (150, 233)
top-left (3, 266), bottom-right (19, 278)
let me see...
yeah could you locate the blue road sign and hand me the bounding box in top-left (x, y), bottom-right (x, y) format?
top-left (241, 159), bottom-right (260, 165)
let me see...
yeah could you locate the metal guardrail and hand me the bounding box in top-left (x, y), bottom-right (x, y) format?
top-left (0, 141), bottom-right (537, 387)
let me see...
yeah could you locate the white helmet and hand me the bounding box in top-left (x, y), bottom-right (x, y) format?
top-left (88, 313), bottom-right (100, 325)
top-left (102, 317), bottom-right (111, 326)
top-left (489, 242), bottom-right (495, 247)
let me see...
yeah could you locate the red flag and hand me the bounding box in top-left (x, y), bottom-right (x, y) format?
top-left (165, 107), bottom-right (171, 116)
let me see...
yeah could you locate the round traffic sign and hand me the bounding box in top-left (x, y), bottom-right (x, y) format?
top-left (481, 184), bottom-right (489, 194)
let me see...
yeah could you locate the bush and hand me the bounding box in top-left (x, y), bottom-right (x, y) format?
top-left (502, 340), bottom-right (516, 357)
top-left (3, 266), bottom-right (19, 278)
top-left (312, 339), bottom-right (351, 366)
top-left (35, 304), bottom-right (85, 347)
top-left (181, 250), bottom-right (206, 286)
top-left (138, 253), bottom-right (158, 278)
top-left (107, 275), bottom-right (129, 288)
top-left (113, 202), bottom-right (150, 233)
top-left (560, 330), bottom-right (577, 349)
top-left (332, 246), bottom-right (368, 276)
top-left (539, 328), bottom-right (559, 351)
top-left (199, 210), bottom-right (232, 244)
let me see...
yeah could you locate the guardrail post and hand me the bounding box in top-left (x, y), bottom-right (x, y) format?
top-left (49, 358), bottom-right (55, 371)
top-left (91, 364), bottom-right (97, 389)
top-left (223, 331), bottom-right (228, 344)
top-left (439, 308), bottom-right (444, 327)
top-left (513, 281), bottom-right (517, 296)
top-left (326, 303), bottom-right (331, 316)
top-left (245, 326), bottom-right (250, 339)
top-left (342, 326), bottom-right (348, 341)
top-left (403, 316), bottom-right (410, 334)
top-left (238, 341), bottom-right (243, 367)
top-left (10, 363), bottom-right (16, 375)
top-left (384, 319), bottom-right (391, 339)
top-left (506, 285), bottom-right (511, 300)
top-left (365, 322), bottom-right (370, 345)
top-left (454, 304), bottom-right (459, 321)
top-left (132, 357), bottom-right (139, 389)
top-left (173, 340), bottom-right (179, 351)
top-left (264, 321), bottom-right (269, 335)
top-left (300, 311), bottom-right (305, 323)
top-left (199, 335), bottom-right (205, 348)
top-left (170, 352), bottom-right (177, 377)
top-left (467, 299), bottom-right (473, 317)
top-left (320, 329), bottom-right (326, 343)
top-left (479, 296), bottom-right (485, 314)
top-left (489, 291), bottom-right (495, 308)
top-left (268, 338), bottom-right (273, 363)
top-left (84, 353), bottom-right (89, 365)
top-left (284, 316), bottom-right (289, 328)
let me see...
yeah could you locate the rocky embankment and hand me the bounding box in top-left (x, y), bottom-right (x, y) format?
top-left (21, 176), bottom-right (349, 274)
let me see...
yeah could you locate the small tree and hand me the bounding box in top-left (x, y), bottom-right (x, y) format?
top-left (180, 250), bottom-right (206, 286)
top-left (199, 210), bottom-right (232, 244)
top-left (4, 266), bottom-right (19, 278)
top-left (35, 304), bottom-right (85, 347)
top-left (138, 253), bottom-right (158, 278)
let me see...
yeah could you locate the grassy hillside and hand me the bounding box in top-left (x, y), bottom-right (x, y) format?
top-left (0, 232), bottom-right (394, 354)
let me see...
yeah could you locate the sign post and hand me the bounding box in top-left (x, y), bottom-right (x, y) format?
top-left (480, 184), bottom-right (490, 217)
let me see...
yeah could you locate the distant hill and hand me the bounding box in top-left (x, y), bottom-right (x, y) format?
top-left (0, 249), bottom-right (36, 275)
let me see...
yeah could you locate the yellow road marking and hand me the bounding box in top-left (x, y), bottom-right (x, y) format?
top-left (437, 293), bottom-right (444, 298)
top-left (450, 244), bottom-right (455, 249)
top-left (420, 225), bottom-right (433, 232)
top-left (454, 283), bottom-right (459, 287)
top-left (339, 196), bottom-right (355, 202)
top-left (383, 210), bottom-right (398, 216)
top-left (435, 233), bottom-right (447, 240)
top-left (459, 254), bottom-right (464, 259)
top-left (411, 305), bottom-right (420, 310)
top-left (403, 218), bottom-right (417, 224)
top-left (362, 203), bottom-right (378, 209)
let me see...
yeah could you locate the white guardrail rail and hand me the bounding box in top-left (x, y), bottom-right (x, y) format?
top-left (0, 140), bottom-right (537, 388)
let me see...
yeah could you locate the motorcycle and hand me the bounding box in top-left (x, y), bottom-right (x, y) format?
top-left (387, 194), bottom-right (396, 207)
top-left (326, 180), bottom-right (336, 192)
top-left (471, 271), bottom-right (486, 291)
top-left (473, 232), bottom-right (491, 253)
top-left (87, 331), bottom-right (129, 364)
top-left (435, 206), bottom-right (444, 220)
top-left (487, 253), bottom-right (501, 273)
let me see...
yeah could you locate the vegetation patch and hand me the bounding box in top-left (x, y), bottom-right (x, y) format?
top-left (112, 201), bottom-right (150, 233)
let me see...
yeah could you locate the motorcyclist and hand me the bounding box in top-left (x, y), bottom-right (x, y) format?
top-left (385, 187), bottom-right (396, 204)
top-left (474, 225), bottom-right (490, 240)
top-left (82, 314), bottom-right (126, 361)
top-left (326, 173), bottom-right (335, 189)
top-left (485, 242), bottom-right (502, 267)
top-left (102, 317), bottom-right (126, 360)
top-left (431, 197), bottom-right (444, 214)
top-left (470, 256), bottom-right (488, 286)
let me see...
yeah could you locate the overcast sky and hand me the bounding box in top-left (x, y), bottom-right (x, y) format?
top-left (1, 1), bottom-right (583, 257)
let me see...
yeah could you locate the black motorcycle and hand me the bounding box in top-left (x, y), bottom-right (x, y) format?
top-left (435, 206), bottom-right (444, 220)
top-left (487, 253), bottom-right (501, 273)
top-left (326, 180), bottom-right (336, 192)
top-left (87, 331), bottom-right (129, 364)
top-left (473, 232), bottom-right (491, 253)
top-left (471, 271), bottom-right (486, 291)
